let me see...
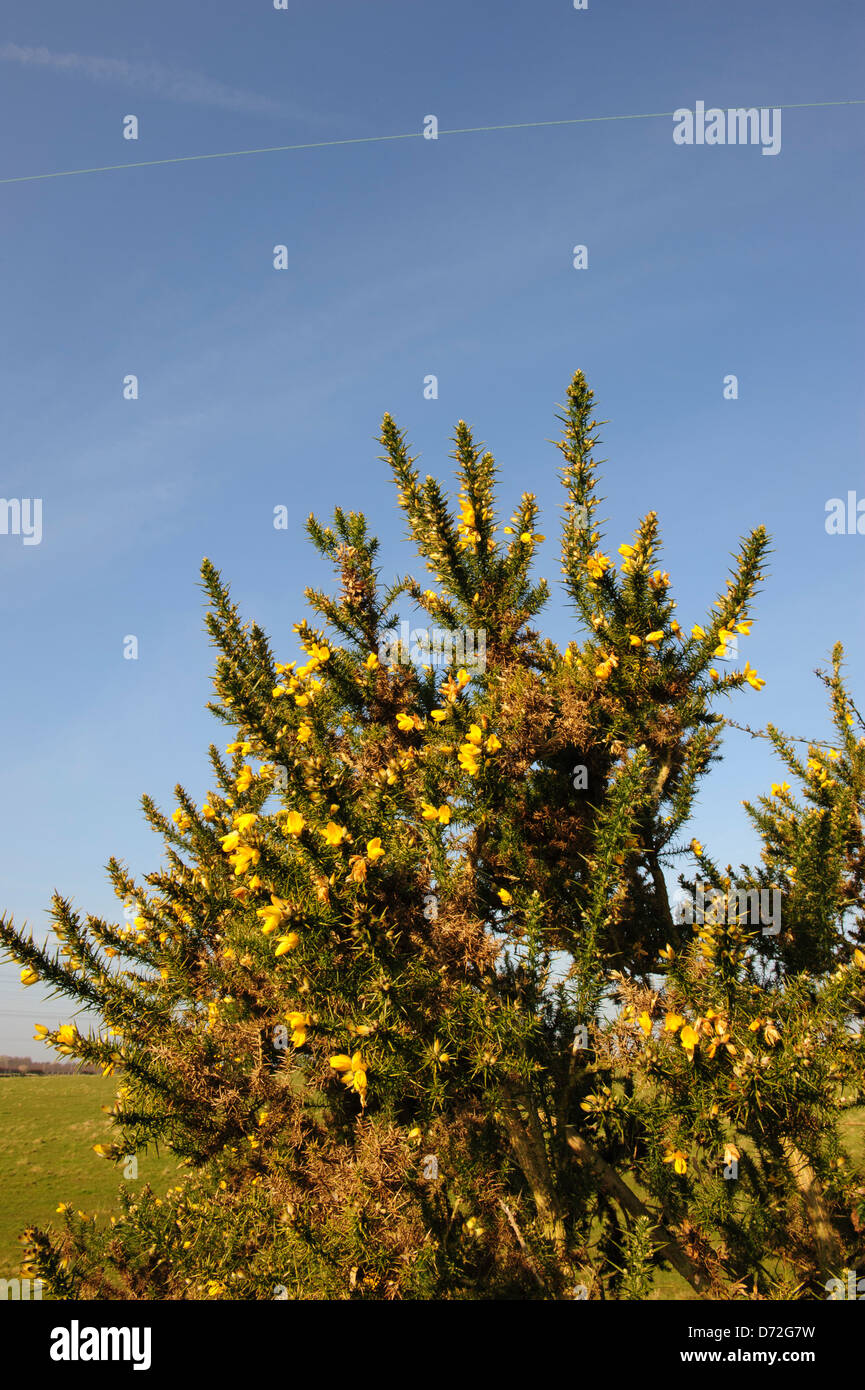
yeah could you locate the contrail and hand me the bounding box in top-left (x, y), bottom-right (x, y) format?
top-left (0, 40), bottom-right (293, 117)
top-left (0, 96), bottom-right (862, 187)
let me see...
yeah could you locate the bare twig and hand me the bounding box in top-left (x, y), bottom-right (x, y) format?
top-left (497, 1197), bottom-right (546, 1290)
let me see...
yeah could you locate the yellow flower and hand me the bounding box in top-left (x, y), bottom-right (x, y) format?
top-left (595, 653), bottom-right (619, 681)
top-left (691, 624), bottom-right (705, 639)
top-left (287, 1011), bottom-right (310, 1047)
top-left (229, 844), bottom-right (260, 876)
top-left (233, 813), bottom-right (258, 833)
top-left (638, 1011), bottom-right (653, 1036)
top-left (735, 621), bottom-right (751, 635)
top-left (20, 966), bottom-right (39, 987)
top-left (201, 802), bottom-right (216, 821)
top-left (283, 811), bottom-right (305, 836)
top-left (585, 553), bottom-right (612, 580)
top-left (629, 634), bottom-right (642, 646)
top-left (743, 661), bottom-right (765, 691)
top-left (330, 1051), bottom-right (369, 1099)
top-left (396, 712), bottom-right (415, 732)
top-left (645, 630), bottom-right (664, 645)
top-left (458, 744), bottom-right (480, 774)
top-left (664, 1013), bottom-right (684, 1033)
top-left (853, 948), bottom-right (865, 970)
top-left (430, 709), bottom-right (448, 723)
top-left (220, 830), bottom-right (241, 852)
top-left (366, 837), bottom-right (385, 861)
top-left (690, 839), bottom-right (703, 855)
top-left (57, 1025), bottom-right (77, 1045)
top-left (235, 766), bottom-right (254, 793)
top-left (274, 933), bottom-right (300, 956)
top-left (92, 1144), bottom-right (113, 1159)
top-left (172, 808), bottom-right (191, 830)
top-left (498, 889), bottom-right (513, 905)
top-left (256, 895), bottom-right (290, 935)
top-left (723, 1143), bottom-right (740, 1166)
top-left (770, 782), bottom-right (790, 796)
top-left (365, 653), bottom-right (380, 670)
top-left (321, 821), bottom-right (348, 847)
top-left (457, 668), bottom-right (469, 687)
top-left (663, 1148), bottom-right (688, 1176)
top-left (33, 1024), bottom-right (49, 1040)
top-left (680, 1024), bottom-right (700, 1060)
top-left (618, 543), bottom-right (635, 557)
top-left (297, 721), bottom-right (312, 744)
top-left (485, 733), bottom-right (502, 753)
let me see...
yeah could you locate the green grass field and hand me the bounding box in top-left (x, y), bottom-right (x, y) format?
top-left (0, 1074), bottom-right (181, 1279)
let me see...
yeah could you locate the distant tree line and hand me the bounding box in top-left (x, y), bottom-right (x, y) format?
top-left (0, 1055), bottom-right (99, 1075)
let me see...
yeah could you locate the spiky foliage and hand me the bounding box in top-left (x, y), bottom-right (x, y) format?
top-left (2, 372), bottom-right (862, 1301)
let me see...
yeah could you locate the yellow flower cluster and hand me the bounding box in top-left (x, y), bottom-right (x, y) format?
top-left (457, 723), bottom-right (501, 776)
top-left (584, 552), bottom-right (612, 582)
top-left (712, 620), bottom-right (752, 657)
top-left (742, 661), bottom-right (765, 691)
top-left (662, 1007), bottom-right (748, 1062)
top-left (256, 893), bottom-right (291, 935)
top-left (219, 813), bottom-right (261, 878)
top-left (456, 493), bottom-right (482, 551)
top-left (329, 1050), bottom-right (369, 1104)
top-left (595, 652), bottom-right (619, 682)
top-left (397, 711), bottom-right (424, 732)
top-left (272, 642), bottom-right (330, 707)
top-left (807, 755), bottom-right (836, 789)
top-left (285, 1009), bottom-right (311, 1047)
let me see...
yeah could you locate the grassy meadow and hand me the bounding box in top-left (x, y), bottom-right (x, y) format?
top-left (0, 1074), bottom-right (181, 1279)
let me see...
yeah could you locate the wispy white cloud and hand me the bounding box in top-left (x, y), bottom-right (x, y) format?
top-left (0, 40), bottom-right (294, 117)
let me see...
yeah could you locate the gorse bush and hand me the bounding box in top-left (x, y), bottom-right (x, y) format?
top-left (3, 371), bottom-right (863, 1300)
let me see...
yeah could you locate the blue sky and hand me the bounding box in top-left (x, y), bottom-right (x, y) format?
top-left (1, 0), bottom-right (863, 1052)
